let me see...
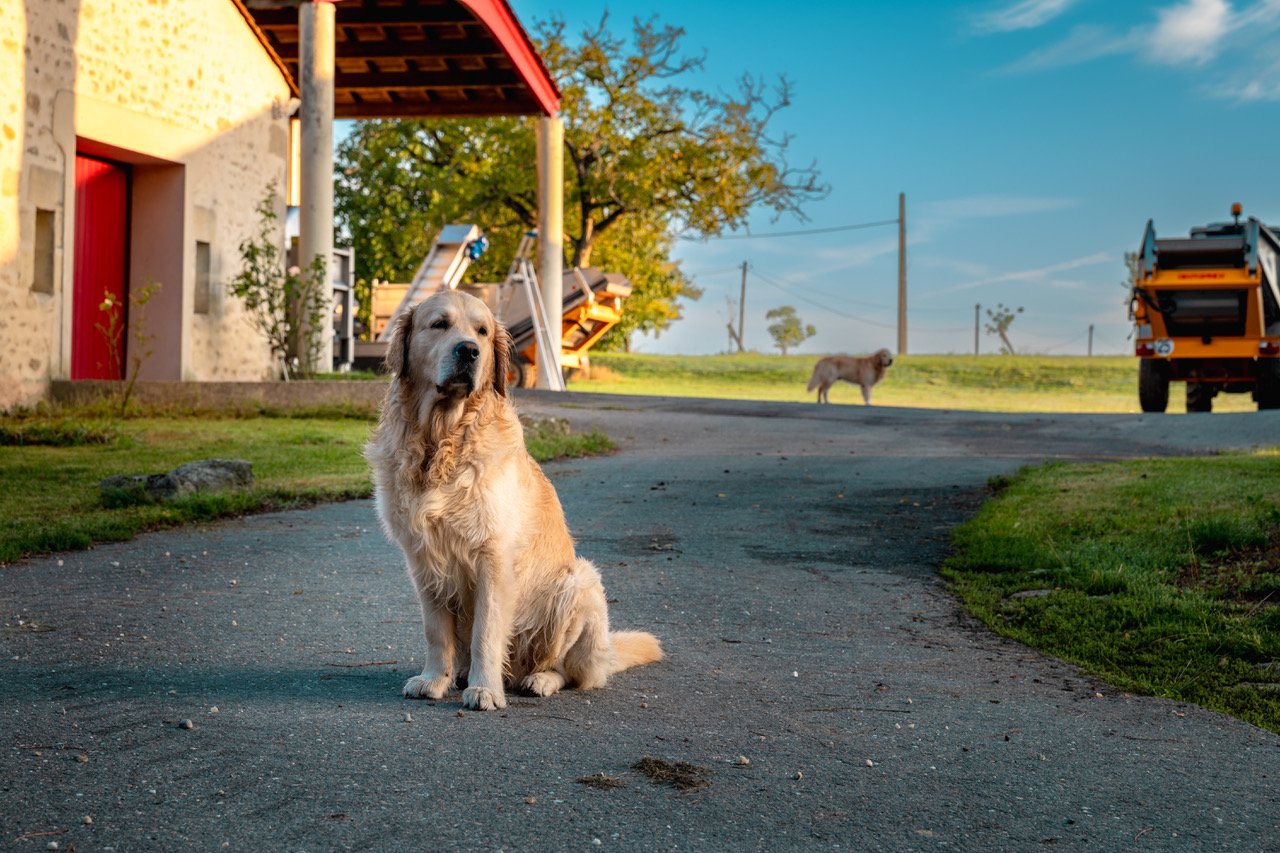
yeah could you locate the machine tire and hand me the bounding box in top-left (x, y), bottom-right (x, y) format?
top-left (1185, 382), bottom-right (1214, 413)
top-left (1256, 358), bottom-right (1280, 410)
top-left (1138, 359), bottom-right (1170, 413)
top-left (509, 354), bottom-right (537, 389)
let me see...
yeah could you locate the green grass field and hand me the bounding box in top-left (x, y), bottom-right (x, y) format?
top-left (0, 414), bottom-right (610, 564)
top-left (945, 450), bottom-right (1280, 733)
top-left (570, 353), bottom-right (1260, 413)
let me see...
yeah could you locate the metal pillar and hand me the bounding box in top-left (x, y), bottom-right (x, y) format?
top-left (535, 115), bottom-right (564, 390)
top-left (297, 0), bottom-right (335, 375)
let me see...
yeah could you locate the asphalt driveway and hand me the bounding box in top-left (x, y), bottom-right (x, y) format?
top-left (2, 392), bottom-right (1278, 852)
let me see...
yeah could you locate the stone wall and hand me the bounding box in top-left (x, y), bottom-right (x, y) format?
top-left (0, 0), bottom-right (294, 411)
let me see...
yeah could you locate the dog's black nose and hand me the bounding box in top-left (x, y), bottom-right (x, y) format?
top-left (454, 341), bottom-right (480, 363)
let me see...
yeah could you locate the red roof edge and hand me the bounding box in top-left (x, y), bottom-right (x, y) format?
top-left (230, 0), bottom-right (299, 99)
top-left (458, 0), bottom-right (561, 116)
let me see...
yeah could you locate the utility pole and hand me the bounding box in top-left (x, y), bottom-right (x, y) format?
top-left (738, 261), bottom-right (748, 353)
top-left (974, 304), bottom-right (980, 356)
top-left (898, 193), bottom-right (906, 355)
top-left (1088, 324), bottom-right (1094, 357)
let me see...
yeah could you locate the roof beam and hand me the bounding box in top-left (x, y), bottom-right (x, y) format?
top-left (334, 69), bottom-right (518, 89)
top-left (271, 37), bottom-right (503, 60)
top-left (335, 100), bottom-right (542, 119)
top-left (249, 6), bottom-right (475, 27)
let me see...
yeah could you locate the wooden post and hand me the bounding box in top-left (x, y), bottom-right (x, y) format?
top-left (1088, 324), bottom-right (1094, 357)
top-left (738, 261), bottom-right (747, 353)
top-left (974, 303), bottom-right (980, 356)
top-left (898, 193), bottom-right (906, 356)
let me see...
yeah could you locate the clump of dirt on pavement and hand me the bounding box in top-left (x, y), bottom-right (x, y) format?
top-left (575, 773), bottom-right (627, 790)
top-left (631, 757), bottom-right (710, 791)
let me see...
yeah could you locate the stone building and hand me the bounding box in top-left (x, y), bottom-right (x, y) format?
top-left (2, 0), bottom-right (295, 409)
top-left (0, 0), bottom-right (561, 409)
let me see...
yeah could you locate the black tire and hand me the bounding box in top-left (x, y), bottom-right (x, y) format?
top-left (509, 354), bottom-right (537, 389)
top-left (1138, 359), bottom-right (1169, 413)
top-left (1256, 358), bottom-right (1280, 410)
top-left (1186, 382), bottom-right (1214, 413)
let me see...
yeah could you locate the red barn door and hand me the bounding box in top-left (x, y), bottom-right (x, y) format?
top-left (72, 154), bottom-right (130, 380)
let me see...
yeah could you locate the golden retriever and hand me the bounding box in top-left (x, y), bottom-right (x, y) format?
top-left (365, 291), bottom-right (662, 711)
top-left (806, 349), bottom-right (894, 404)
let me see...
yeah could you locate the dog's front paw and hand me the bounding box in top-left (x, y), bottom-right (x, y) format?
top-left (404, 672), bottom-right (452, 700)
top-left (522, 671), bottom-right (566, 697)
top-left (461, 685), bottom-right (507, 711)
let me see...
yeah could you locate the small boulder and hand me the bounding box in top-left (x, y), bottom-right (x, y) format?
top-left (518, 414), bottom-right (570, 437)
top-left (100, 459), bottom-right (253, 506)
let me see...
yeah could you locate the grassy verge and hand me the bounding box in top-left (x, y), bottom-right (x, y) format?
top-left (571, 353), bottom-right (1259, 413)
top-left (944, 450), bottom-right (1280, 732)
top-left (0, 413), bottom-right (610, 564)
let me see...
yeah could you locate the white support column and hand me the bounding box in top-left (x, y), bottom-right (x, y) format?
top-left (297, 0), bottom-right (335, 375)
top-left (535, 114), bottom-right (564, 390)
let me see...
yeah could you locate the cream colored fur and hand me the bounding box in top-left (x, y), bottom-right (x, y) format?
top-left (806, 349), bottom-right (895, 404)
top-left (366, 291), bottom-right (662, 711)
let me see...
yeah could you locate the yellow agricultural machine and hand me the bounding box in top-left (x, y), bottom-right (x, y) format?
top-left (363, 227), bottom-right (630, 385)
top-left (1131, 204), bottom-right (1280, 412)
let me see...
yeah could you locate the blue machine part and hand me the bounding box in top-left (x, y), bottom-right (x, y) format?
top-left (466, 234), bottom-right (490, 262)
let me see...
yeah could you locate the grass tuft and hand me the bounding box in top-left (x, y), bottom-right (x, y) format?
top-left (0, 419), bottom-right (119, 447)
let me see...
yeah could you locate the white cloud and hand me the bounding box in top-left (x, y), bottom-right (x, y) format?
top-left (974, 0), bottom-right (1084, 33)
top-left (917, 194), bottom-right (1077, 220)
top-left (1146, 0), bottom-right (1232, 64)
top-left (996, 24), bottom-right (1139, 72)
top-left (932, 251), bottom-right (1113, 293)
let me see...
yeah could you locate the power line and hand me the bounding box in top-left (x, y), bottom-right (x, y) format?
top-left (680, 218), bottom-right (899, 242)
top-left (749, 267), bottom-right (970, 333)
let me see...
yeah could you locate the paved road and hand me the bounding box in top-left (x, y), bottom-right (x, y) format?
top-left (3, 393), bottom-right (1279, 852)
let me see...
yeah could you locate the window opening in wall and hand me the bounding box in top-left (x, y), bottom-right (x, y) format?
top-left (194, 240), bottom-right (211, 315)
top-left (33, 209), bottom-right (55, 294)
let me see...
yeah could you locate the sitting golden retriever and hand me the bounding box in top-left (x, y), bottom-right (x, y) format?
top-left (365, 291), bottom-right (662, 711)
top-left (806, 349), bottom-right (894, 404)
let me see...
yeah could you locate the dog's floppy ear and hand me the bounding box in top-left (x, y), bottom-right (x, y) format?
top-left (492, 321), bottom-right (512, 397)
top-left (385, 308), bottom-right (415, 380)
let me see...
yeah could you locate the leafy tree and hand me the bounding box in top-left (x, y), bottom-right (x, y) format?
top-left (335, 13), bottom-right (826, 347)
top-left (765, 305), bottom-right (815, 356)
top-left (984, 302), bottom-right (1024, 355)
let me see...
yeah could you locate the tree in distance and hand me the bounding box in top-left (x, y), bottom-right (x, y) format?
top-left (335, 13), bottom-right (827, 349)
top-left (984, 302), bottom-right (1024, 355)
top-left (765, 306), bottom-right (816, 356)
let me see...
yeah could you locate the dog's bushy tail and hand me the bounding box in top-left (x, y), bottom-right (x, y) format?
top-left (609, 631), bottom-right (664, 674)
top-left (806, 361), bottom-right (824, 393)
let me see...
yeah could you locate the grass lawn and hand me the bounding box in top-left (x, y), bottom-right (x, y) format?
top-left (571, 353), bottom-right (1260, 414)
top-left (944, 450), bottom-right (1280, 733)
top-left (0, 413), bottom-right (610, 564)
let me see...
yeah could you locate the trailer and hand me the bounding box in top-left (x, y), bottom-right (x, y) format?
top-left (359, 226), bottom-right (630, 383)
top-left (1131, 204), bottom-right (1280, 412)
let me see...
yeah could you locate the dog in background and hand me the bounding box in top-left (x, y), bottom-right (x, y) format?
top-left (365, 291), bottom-right (662, 711)
top-left (806, 349), bottom-right (895, 404)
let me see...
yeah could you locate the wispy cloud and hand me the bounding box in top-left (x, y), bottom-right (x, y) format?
top-left (973, 0), bottom-right (1084, 33)
top-left (933, 251), bottom-right (1113, 293)
top-left (918, 194), bottom-right (1077, 220)
top-left (993, 0), bottom-right (1280, 82)
top-left (996, 24), bottom-right (1137, 73)
top-left (1146, 0), bottom-right (1232, 64)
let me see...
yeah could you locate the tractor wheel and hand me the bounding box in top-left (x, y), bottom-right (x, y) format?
top-left (508, 354), bottom-right (537, 389)
top-left (1185, 382), bottom-right (1214, 413)
top-left (1138, 360), bottom-right (1169, 413)
top-left (1256, 358), bottom-right (1280, 410)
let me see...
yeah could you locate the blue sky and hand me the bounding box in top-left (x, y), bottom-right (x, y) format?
top-left (359, 0), bottom-right (1280, 355)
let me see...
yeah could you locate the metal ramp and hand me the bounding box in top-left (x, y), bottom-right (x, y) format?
top-left (497, 231), bottom-right (566, 391)
top-left (377, 224), bottom-right (487, 341)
